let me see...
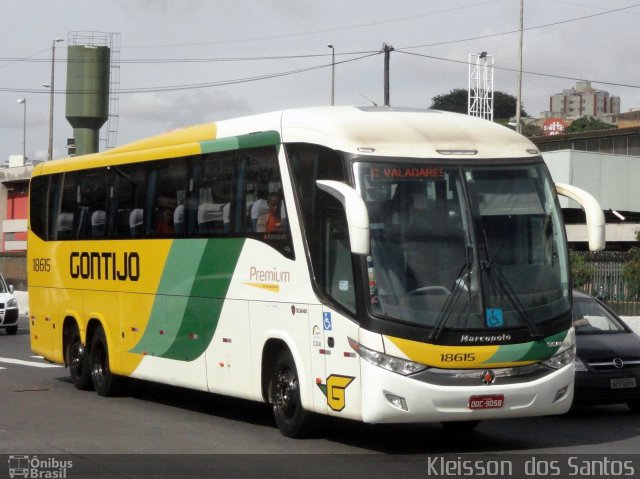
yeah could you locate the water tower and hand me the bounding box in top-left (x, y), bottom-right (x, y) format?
top-left (65, 32), bottom-right (119, 156)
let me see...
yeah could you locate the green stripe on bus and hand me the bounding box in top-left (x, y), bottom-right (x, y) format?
top-left (130, 238), bottom-right (245, 361)
top-left (199, 131), bottom-right (280, 154)
top-left (161, 238), bottom-right (244, 360)
top-left (129, 240), bottom-right (207, 356)
top-left (484, 330), bottom-right (567, 364)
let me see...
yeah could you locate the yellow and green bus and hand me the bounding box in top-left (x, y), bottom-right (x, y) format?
top-left (29, 106), bottom-right (604, 437)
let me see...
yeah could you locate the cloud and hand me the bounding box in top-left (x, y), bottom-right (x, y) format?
top-left (119, 89), bottom-right (253, 138)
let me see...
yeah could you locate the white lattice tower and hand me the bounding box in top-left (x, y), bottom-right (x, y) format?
top-left (468, 53), bottom-right (494, 121)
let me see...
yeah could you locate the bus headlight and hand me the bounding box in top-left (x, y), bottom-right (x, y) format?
top-left (541, 329), bottom-right (575, 370)
top-left (6, 298), bottom-right (17, 308)
top-left (348, 337), bottom-right (427, 375)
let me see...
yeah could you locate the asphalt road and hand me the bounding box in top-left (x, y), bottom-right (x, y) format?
top-left (1, 315), bottom-right (639, 478)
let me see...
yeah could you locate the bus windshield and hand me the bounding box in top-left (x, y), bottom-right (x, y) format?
top-left (355, 160), bottom-right (570, 336)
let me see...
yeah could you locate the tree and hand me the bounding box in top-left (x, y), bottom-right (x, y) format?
top-left (566, 116), bottom-right (616, 133)
top-left (623, 230), bottom-right (640, 299)
top-left (570, 251), bottom-right (593, 290)
top-left (429, 88), bottom-right (527, 119)
top-left (429, 88), bottom-right (468, 114)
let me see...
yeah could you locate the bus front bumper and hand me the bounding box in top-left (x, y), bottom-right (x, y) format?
top-left (359, 360), bottom-right (574, 424)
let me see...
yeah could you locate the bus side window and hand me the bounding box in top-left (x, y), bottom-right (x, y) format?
top-left (148, 159), bottom-right (187, 237)
top-left (74, 170), bottom-right (108, 240)
top-left (322, 209), bottom-right (356, 314)
top-left (194, 152), bottom-right (235, 236)
top-left (111, 164), bottom-right (146, 239)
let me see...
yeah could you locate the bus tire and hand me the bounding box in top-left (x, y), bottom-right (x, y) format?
top-left (66, 331), bottom-right (93, 391)
top-left (5, 325), bottom-right (18, 335)
top-left (268, 349), bottom-right (314, 438)
top-left (90, 326), bottom-right (126, 397)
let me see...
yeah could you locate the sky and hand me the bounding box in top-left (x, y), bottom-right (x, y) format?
top-left (1, 0), bottom-right (639, 163)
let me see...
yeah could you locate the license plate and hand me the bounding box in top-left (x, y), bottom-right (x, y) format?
top-left (610, 377), bottom-right (636, 389)
top-left (468, 394), bottom-right (504, 409)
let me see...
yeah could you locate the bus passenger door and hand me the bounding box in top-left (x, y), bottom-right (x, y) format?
top-left (308, 304), bottom-right (327, 413)
top-left (319, 307), bottom-right (361, 420)
top-left (317, 208), bottom-right (362, 420)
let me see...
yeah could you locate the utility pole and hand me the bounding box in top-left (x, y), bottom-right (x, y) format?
top-left (383, 43), bottom-right (394, 107)
top-left (47, 38), bottom-right (64, 161)
top-left (515, 0), bottom-right (524, 133)
top-left (327, 44), bottom-right (335, 106)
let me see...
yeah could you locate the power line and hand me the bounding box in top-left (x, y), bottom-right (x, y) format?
top-left (0, 52), bottom-right (380, 95)
top-left (121, 0), bottom-right (503, 50)
top-left (396, 49), bottom-right (640, 90)
top-left (398, 2), bottom-right (640, 50)
top-left (1, 3), bottom-right (638, 95)
top-left (1, 2), bottom-right (637, 66)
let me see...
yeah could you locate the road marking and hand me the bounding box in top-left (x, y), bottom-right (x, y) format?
top-left (0, 357), bottom-right (62, 368)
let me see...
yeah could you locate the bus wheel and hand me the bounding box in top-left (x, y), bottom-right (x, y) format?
top-left (66, 332), bottom-right (92, 390)
top-left (268, 349), bottom-right (313, 438)
top-left (5, 325), bottom-right (17, 335)
top-left (90, 326), bottom-right (125, 397)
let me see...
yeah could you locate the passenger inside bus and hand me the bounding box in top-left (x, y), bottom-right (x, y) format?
top-left (250, 190), bottom-right (269, 230)
top-left (256, 192), bottom-right (284, 232)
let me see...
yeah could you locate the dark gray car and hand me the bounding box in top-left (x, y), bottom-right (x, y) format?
top-left (572, 291), bottom-right (640, 410)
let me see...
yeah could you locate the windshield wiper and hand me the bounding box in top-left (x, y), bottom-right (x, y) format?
top-left (482, 260), bottom-right (544, 341)
top-left (429, 262), bottom-right (473, 341)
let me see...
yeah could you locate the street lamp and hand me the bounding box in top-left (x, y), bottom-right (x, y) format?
top-left (16, 98), bottom-right (26, 162)
top-left (327, 44), bottom-right (335, 106)
top-left (47, 37), bottom-right (64, 161)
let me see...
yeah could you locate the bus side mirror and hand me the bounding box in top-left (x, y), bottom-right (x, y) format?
top-left (316, 180), bottom-right (370, 255)
top-left (555, 182), bottom-right (605, 252)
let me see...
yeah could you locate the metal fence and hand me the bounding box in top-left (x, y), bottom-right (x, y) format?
top-left (573, 250), bottom-right (640, 315)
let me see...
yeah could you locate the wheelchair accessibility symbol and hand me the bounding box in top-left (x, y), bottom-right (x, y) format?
top-left (323, 312), bottom-right (332, 331)
top-left (485, 308), bottom-right (504, 328)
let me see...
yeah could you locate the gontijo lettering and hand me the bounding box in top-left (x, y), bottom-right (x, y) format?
top-left (70, 251), bottom-right (140, 281)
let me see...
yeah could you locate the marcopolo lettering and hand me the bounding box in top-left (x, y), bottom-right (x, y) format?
top-left (70, 251), bottom-right (140, 281)
top-left (460, 333), bottom-right (512, 343)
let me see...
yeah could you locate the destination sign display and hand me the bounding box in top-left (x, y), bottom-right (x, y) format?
top-left (369, 166), bottom-right (445, 181)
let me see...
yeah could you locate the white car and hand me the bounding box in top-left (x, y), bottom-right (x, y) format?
top-left (0, 273), bottom-right (19, 335)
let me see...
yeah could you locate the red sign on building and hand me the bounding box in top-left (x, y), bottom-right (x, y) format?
top-left (542, 117), bottom-right (566, 136)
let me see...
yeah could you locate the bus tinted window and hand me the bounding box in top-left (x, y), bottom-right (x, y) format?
top-left (111, 164), bottom-right (147, 238)
top-left (29, 145), bottom-right (293, 257)
top-left (29, 176), bottom-right (49, 240)
top-left (149, 159), bottom-right (187, 237)
top-left (191, 152), bottom-right (235, 236)
top-left (77, 169), bottom-right (109, 239)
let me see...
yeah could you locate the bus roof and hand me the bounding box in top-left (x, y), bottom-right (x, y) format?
top-left (278, 107), bottom-right (539, 159)
top-left (33, 106), bottom-right (539, 175)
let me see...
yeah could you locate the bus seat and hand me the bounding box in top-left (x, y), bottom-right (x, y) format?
top-left (173, 204), bottom-right (184, 234)
top-left (57, 212), bottom-right (73, 239)
top-left (129, 208), bottom-right (144, 236)
top-left (197, 202), bottom-right (223, 233)
top-left (91, 210), bottom-right (106, 237)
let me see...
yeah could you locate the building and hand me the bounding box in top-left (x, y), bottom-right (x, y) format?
top-left (548, 81), bottom-right (620, 121)
top-left (0, 163), bottom-right (32, 290)
top-left (533, 127), bottom-right (640, 251)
